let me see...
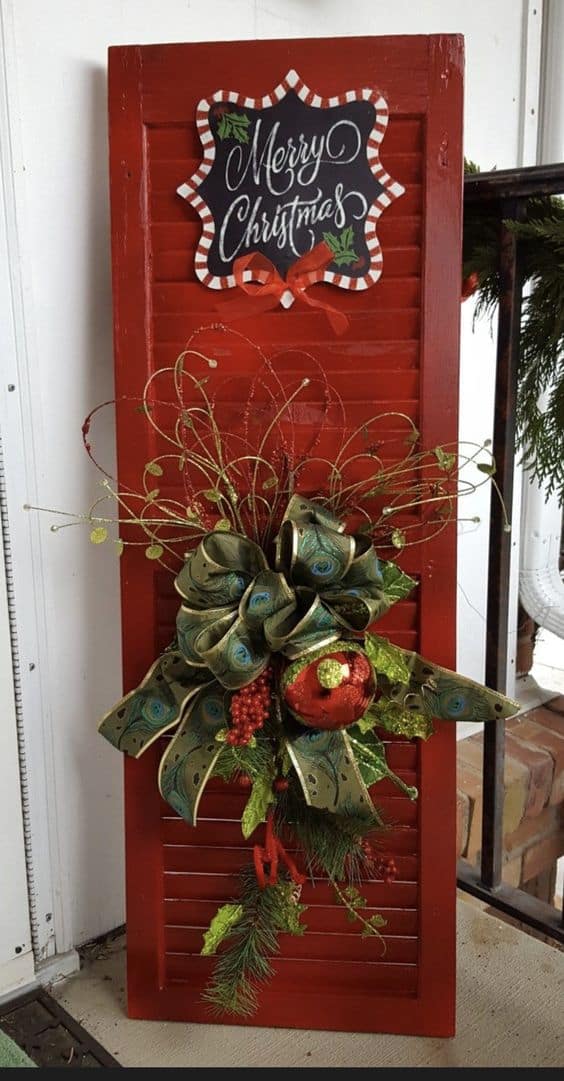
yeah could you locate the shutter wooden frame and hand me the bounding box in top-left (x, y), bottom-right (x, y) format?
top-left (108, 34), bottom-right (463, 1036)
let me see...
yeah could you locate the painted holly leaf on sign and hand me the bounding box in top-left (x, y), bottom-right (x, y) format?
top-left (216, 111), bottom-right (251, 143)
top-left (323, 227), bottom-right (358, 267)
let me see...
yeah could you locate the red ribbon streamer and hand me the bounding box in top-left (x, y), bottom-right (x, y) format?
top-left (253, 811), bottom-right (306, 890)
top-left (217, 242), bottom-right (350, 336)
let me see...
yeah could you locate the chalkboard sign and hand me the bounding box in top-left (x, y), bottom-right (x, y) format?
top-left (178, 70), bottom-right (404, 305)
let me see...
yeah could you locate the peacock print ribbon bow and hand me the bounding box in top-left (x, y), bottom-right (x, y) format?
top-left (99, 496), bottom-right (518, 825)
top-left (173, 495), bottom-right (415, 687)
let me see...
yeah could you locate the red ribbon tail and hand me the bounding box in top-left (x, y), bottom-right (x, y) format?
top-left (253, 843), bottom-right (267, 890)
top-left (275, 837), bottom-right (306, 887)
top-left (215, 290), bottom-right (280, 322)
top-left (253, 812), bottom-right (305, 889)
top-left (302, 295), bottom-right (350, 336)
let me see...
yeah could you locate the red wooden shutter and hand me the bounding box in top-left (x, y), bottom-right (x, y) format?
top-left (109, 35), bottom-right (463, 1036)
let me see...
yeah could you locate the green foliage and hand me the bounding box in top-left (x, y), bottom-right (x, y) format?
top-left (204, 867), bottom-right (307, 1017)
top-left (335, 883), bottom-right (386, 937)
top-left (323, 227), bottom-right (358, 267)
top-left (211, 727), bottom-right (273, 782)
top-left (477, 461), bottom-right (496, 476)
top-left (464, 161), bottom-right (564, 502)
top-left (379, 561), bottom-right (416, 605)
top-left (241, 769), bottom-right (275, 839)
top-left (271, 881), bottom-right (307, 935)
top-left (216, 111), bottom-right (251, 143)
top-left (434, 446), bottom-right (457, 472)
top-left (348, 727), bottom-right (418, 800)
top-left (347, 727), bottom-right (389, 787)
top-left (365, 633), bottom-right (411, 685)
top-left (201, 903), bottom-right (243, 956)
top-left (368, 696), bottom-right (434, 741)
top-left (275, 786), bottom-right (381, 882)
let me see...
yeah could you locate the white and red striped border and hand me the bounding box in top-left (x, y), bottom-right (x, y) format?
top-left (177, 69), bottom-right (405, 307)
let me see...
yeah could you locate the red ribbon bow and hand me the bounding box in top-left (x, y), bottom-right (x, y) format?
top-left (218, 241), bottom-right (349, 336)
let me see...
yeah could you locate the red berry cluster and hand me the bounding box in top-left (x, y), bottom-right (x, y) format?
top-left (377, 856), bottom-right (398, 885)
top-left (227, 666), bottom-right (273, 746)
top-left (361, 841), bottom-right (398, 884)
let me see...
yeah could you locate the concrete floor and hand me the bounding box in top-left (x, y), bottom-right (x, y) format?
top-left (51, 898), bottom-right (564, 1069)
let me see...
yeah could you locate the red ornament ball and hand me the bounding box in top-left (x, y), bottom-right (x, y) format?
top-left (282, 642), bottom-right (376, 730)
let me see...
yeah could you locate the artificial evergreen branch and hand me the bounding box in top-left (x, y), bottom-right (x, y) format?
top-left (203, 865), bottom-right (306, 1017)
top-left (274, 783), bottom-right (382, 882)
top-left (210, 728), bottom-right (274, 783)
top-left (463, 161), bottom-right (564, 502)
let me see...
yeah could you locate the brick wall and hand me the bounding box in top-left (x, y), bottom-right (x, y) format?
top-left (457, 696), bottom-right (564, 901)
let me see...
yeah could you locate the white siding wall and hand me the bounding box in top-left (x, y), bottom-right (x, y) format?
top-left (0, 0), bottom-right (538, 965)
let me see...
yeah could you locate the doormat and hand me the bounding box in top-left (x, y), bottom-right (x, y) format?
top-left (0, 988), bottom-right (120, 1068)
top-left (0, 1029), bottom-right (36, 1068)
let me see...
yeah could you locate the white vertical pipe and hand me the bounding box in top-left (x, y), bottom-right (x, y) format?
top-left (518, 0), bottom-right (564, 643)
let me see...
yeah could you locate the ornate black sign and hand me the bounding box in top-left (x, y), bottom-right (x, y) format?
top-left (178, 70), bottom-right (404, 305)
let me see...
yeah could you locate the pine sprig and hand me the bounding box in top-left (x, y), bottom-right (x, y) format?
top-left (275, 784), bottom-right (383, 882)
top-left (203, 866), bottom-right (306, 1017)
top-left (211, 728), bottom-right (274, 783)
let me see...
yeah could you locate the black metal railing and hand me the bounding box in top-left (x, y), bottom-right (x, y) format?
top-left (457, 163), bottom-right (564, 944)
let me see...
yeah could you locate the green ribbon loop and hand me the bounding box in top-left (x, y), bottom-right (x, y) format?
top-left (98, 650), bottom-right (209, 756)
top-left (284, 722), bottom-right (373, 813)
top-left (171, 495), bottom-right (416, 687)
top-left (158, 683), bottom-right (230, 824)
top-left (98, 499), bottom-right (418, 823)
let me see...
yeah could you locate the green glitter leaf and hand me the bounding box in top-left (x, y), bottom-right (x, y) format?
top-left (90, 526), bottom-right (108, 544)
top-left (371, 697), bottom-right (434, 741)
top-left (379, 561), bottom-right (416, 605)
top-left (241, 769), bottom-right (275, 839)
top-left (434, 447), bottom-right (457, 472)
top-left (145, 543), bottom-right (164, 560)
top-left (365, 633), bottom-right (411, 684)
top-left (201, 903), bottom-right (243, 956)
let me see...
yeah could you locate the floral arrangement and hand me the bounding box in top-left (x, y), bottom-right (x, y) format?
top-left (37, 327), bottom-right (518, 1017)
